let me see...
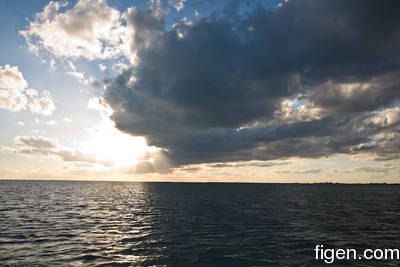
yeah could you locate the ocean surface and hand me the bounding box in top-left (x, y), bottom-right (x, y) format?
top-left (1, 181), bottom-right (400, 266)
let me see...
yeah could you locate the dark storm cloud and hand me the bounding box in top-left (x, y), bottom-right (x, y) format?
top-left (104, 0), bottom-right (400, 166)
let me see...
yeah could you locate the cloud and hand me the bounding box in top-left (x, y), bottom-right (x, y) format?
top-left (99, 64), bottom-right (107, 72)
top-left (0, 133), bottom-right (167, 175)
top-left (0, 65), bottom-right (28, 112)
top-left (49, 59), bottom-right (56, 71)
top-left (0, 135), bottom-right (112, 166)
top-left (65, 60), bottom-right (103, 88)
top-left (45, 120), bottom-right (57, 125)
top-left (27, 90), bottom-right (55, 115)
top-left (174, 0), bottom-right (186, 11)
top-left (87, 96), bottom-right (111, 113)
top-left (101, 0), bottom-right (400, 167)
top-left (66, 70), bottom-right (103, 88)
top-left (20, 0), bottom-right (131, 61)
top-left (123, 1), bottom-right (165, 52)
top-left (209, 161), bottom-right (290, 168)
top-left (19, 0), bottom-right (400, 169)
top-left (0, 65), bottom-right (55, 115)
top-left (14, 135), bottom-right (57, 149)
top-left (365, 107), bottom-right (400, 128)
top-left (66, 71), bottom-right (84, 80)
top-left (112, 62), bottom-right (129, 72)
top-left (294, 168), bottom-right (322, 174)
top-left (84, 76), bottom-right (103, 88)
top-left (276, 168), bottom-right (322, 174)
top-left (346, 166), bottom-right (389, 173)
top-left (63, 117), bottom-right (72, 122)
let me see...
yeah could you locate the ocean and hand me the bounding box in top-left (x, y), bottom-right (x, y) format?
top-left (0, 181), bottom-right (399, 266)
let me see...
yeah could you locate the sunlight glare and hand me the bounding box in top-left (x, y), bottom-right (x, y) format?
top-left (83, 107), bottom-right (151, 167)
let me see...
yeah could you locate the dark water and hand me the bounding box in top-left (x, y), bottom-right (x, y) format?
top-left (1, 181), bottom-right (400, 266)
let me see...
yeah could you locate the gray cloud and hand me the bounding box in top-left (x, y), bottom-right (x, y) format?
top-left (354, 167), bottom-right (388, 173)
top-left (13, 135), bottom-right (57, 150)
top-left (103, 0), bottom-right (400, 166)
top-left (344, 166), bottom-right (392, 174)
top-left (276, 168), bottom-right (322, 174)
top-left (209, 161), bottom-right (290, 168)
top-left (0, 136), bottom-right (113, 166)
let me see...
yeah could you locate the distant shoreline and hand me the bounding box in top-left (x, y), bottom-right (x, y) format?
top-left (0, 179), bottom-right (398, 185)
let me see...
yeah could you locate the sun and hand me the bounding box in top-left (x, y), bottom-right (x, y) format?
top-left (83, 116), bottom-right (150, 168)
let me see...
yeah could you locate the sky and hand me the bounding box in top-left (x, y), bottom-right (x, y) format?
top-left (0, 0), bottom-right (399, 183)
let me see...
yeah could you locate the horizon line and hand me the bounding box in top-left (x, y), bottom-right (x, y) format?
top-left (0, 179), bottom-right (398, 185)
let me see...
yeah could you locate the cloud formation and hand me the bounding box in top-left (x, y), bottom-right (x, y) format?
top-left (20, 0), bottom-right (130, 61)
top-left (20, 0), bottom-right (400, 168)
top-left (0, 65), bottom-right (55, 115)
top-left (100, 0), bottom-right (400, 167)
top-left (0, 135), bottom-right (112, 166)
top-left (209, 161), bottom-right (290, 168)
top-left (0, 133), bottom-right (171, 175)
top-left (276, 168), bottom-right (322, 174)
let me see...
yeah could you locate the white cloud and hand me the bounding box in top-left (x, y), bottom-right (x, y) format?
top-left (49, 59), bottom-right (56, 71)
top-left (63, 117), bottom-right (72, 122)
top-left (112, 62), bottom-right (128, 72)
top-left (20, 0), bottom-right (170, 66)
top-left (275, 96), bottom-right (323, 123)
top-left (84, 76), bottom-right (102, 88)
top-left (174, 0), bottom-right (186, 11)
top-left (68, 61), bottom-right (77, 72)
top-left (0, 65), bottom-right (28, 112)
top-left (28, 90), bottom-right (55, 115)
top-left (66, 71), bottom-right (85, 80)
top-left (45, 120), bottom-right (57, 125)
top-left (17, 121), bottom-right (25, 126)
top-left (366, 107), bottom-right (400, 127)
top-left (87, 96), bottom-right (111, 113)
top-left (0, 65), bottom-right (55, 115)
top-left (20, 0), bottom-right (131, 61)
top-left (98, 64), bottom-right (107, 72)
top-left (66, 70), bottom-right (102, 88)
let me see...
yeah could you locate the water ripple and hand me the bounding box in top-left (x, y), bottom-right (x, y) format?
top-left (1, 181), bottom-right (400, 266)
